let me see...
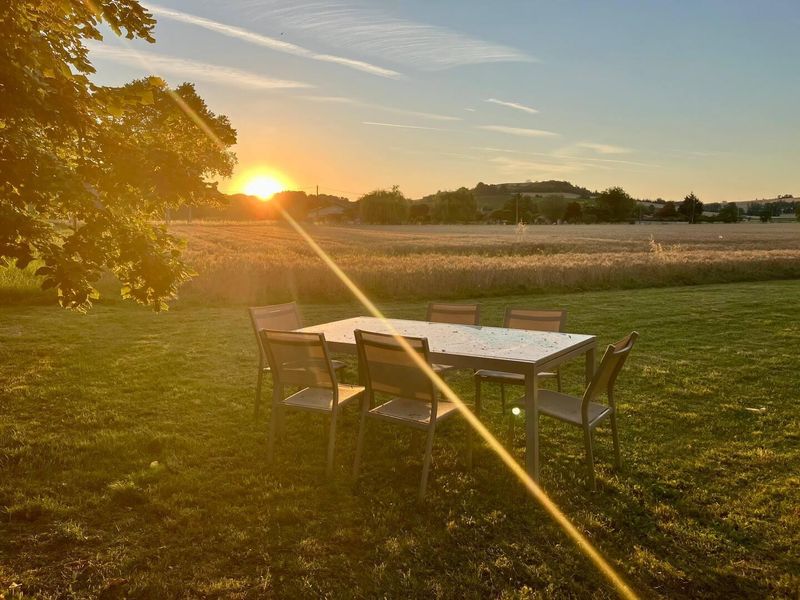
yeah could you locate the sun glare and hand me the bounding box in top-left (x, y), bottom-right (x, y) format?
top-left (243, 174), bottom-right (285, 200)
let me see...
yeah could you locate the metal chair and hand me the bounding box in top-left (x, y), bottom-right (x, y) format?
top-left (249, 302), bottom-right (345, 416)
top-left (259, 329), bottom-right (364, 476)
top-left (426, 302), bottom-right (480, 374)
top-left (352, 329), bottom-right (463, 501)
top-left (474, 308), bottom-right (567, 416)
top-left (426, 302), bottom-right (481, 326)
top-left (509, 332), bottom-right (639, 490)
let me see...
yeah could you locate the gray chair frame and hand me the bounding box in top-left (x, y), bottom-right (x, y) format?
top-left (352, 329), bottom-right (463, 501)
top-left (259, 328), bottom-right (363, 477)
top-left (249, 302), bottom-right (344, 417)
top-left (474, 308), bottom-right (567, 416)
top-left (426, 302), bottom-right (481, 326)
top-left (509, 331), bottom-right (639, 490)
top-left (426, 302), bottom-right (480, 374)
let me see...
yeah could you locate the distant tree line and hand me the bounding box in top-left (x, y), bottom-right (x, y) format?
top-left (359, 186), bottom-right (639, 225)
top-left (208, 186), bottom-right (800, 227)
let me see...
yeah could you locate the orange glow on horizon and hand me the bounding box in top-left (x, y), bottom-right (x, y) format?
top-left (234, 168), bottom-right (293, 201)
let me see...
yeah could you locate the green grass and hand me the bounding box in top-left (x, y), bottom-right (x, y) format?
top-left (1, 280), bottom-right (799, 598)
top-left (0, 260), bottom-right (53, 306)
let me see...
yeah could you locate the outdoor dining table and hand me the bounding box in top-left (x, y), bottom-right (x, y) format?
top-left (299, 316), bottom-right (597, 482)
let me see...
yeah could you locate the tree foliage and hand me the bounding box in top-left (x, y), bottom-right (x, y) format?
top-left (678, 193), bottom-right (703, 224)
top-left (409, 202), bottom-right (430, 223)
top-left (596, 187), bottom-right (635, 222)
top-left (718, 203), bottom-right (740, 223)
top-left (502, 194), bottom-right (537, 223)
top-left (0, 1), bottom-right (237, 310)
top-left (359, 186), bottom-right (409, 224)
top-left (538, 196), bottom-right (567, 223)
top-left (563, 201), bottom-right (583, 224)
top-left (432, 187), bottom-right (476, 222)
top-left (656, 201), bottom-right (679, 219)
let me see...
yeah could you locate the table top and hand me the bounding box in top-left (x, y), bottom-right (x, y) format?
top-left (299, 316), bottom-right (595, 372)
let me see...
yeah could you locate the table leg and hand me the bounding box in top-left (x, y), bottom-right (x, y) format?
top-left (524, 366), bottom-right (539, 482)
top-left (585, 345), bottom-right (596, 387)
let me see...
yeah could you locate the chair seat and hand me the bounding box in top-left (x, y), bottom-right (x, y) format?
top-left (512, 390), bottom-right (611, 426)
top-left (474, 369), bottom-right (557, 384)
top-left (368, 397), bottom-right (459, 428)
top-left (263, 359), bottom-right (346, 373)
top-left (282, 384), bottom-right (364, 412)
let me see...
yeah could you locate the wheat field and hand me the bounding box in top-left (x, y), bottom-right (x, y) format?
top-left (172, 222), bottom-right (800, 304)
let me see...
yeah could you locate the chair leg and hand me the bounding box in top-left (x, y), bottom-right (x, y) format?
top-left (474, 377), bottom-right (482, 417)
top-left (419, 424), bottom-right (436, 501)
top-left (468, 381), bottom-right (482, 469)
top-left (610, 410), bottom-right (621, 470)
top-left (325, 410), bottom-right (338, 477)
top-left (500, 384), bottom-right (506, 415)
top-left (583, 424), bottom-right (596, 491)
top-left (353, 411), bottom-right (367, 478)
top-left (267, 391), bottom-right (281, 464)
top-left (556, 369), bottom-right (563, 393)
top-left (466, 420), bottom-right (473, 470)
top-left (254, 368), bottom-right (264, 418)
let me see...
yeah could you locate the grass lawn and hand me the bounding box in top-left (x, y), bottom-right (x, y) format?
top-left (1, 280), bottom-right (799, 598)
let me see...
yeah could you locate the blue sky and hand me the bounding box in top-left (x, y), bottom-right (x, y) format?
top-left (88, 0), bottom-right (800, 201)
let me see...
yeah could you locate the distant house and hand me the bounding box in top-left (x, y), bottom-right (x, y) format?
top-left (308, 204), bottom-right (347, 222)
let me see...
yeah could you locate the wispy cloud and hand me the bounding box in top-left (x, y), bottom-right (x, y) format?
top-left (145, 3), bottom-right (402, 79)
top-left (464, 108), bottom-right (477, 112)
top-left (477, 145), bottom-right (658, 171)
top-left (302, 95), bottom-right (460, 121)
top-left (569, 155), bottom-right (656, 168)
top-left (300, 95), bottom-right (357, 104)
top-left (88, 43), bottom-right (311, 90)
top-left (363, 121), bottom-right (443, 131)
top-left (576, 142), bottom-right (632, 155)
top-left (478, 125), bottom-right (559, 138)
top-left (390, 147), bottom-right (482, 161)
top-left (490, 156), bottom-right (582, 175)
top-left (485, 98), bottom-right (539, 114)
top-left (245, 0), bottom-right (535, 70)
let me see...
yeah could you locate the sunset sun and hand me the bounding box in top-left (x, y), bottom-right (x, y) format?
top-left (243, 174), bottom-right (286, 200)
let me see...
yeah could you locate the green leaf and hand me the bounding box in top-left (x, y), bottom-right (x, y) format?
top-left (57, 62), bottom-right (73, 79)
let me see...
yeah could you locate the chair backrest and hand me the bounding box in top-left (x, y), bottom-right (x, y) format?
top-left (426, 302), bottom-right (480, 326)
top-left (355, 330), bottom-right (436, 405)
top-left (504, 308), bottom-right (566, 332)
top-left (259, 329), bottom-right (336, 389)
top-left (583, 332), bottom-right (639, 406)
top-left (249, 302), bottom-right (303, 362)
top-left (249, 302), bottom-right (302, 332)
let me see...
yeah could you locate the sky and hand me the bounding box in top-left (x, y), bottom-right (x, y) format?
top-left (88, 0), bottom-right (800, 202)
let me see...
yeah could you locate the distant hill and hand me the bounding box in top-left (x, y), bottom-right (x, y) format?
top-left (728, 195), bottom-right (798, 209)
top-left (474, 180), bottom-right (592, 198)
top-left (415, 180), bottom-right (593, 213)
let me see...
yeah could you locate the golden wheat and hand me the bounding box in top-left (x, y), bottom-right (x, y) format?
top-left (170, 222), bottom-right (800, 303)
